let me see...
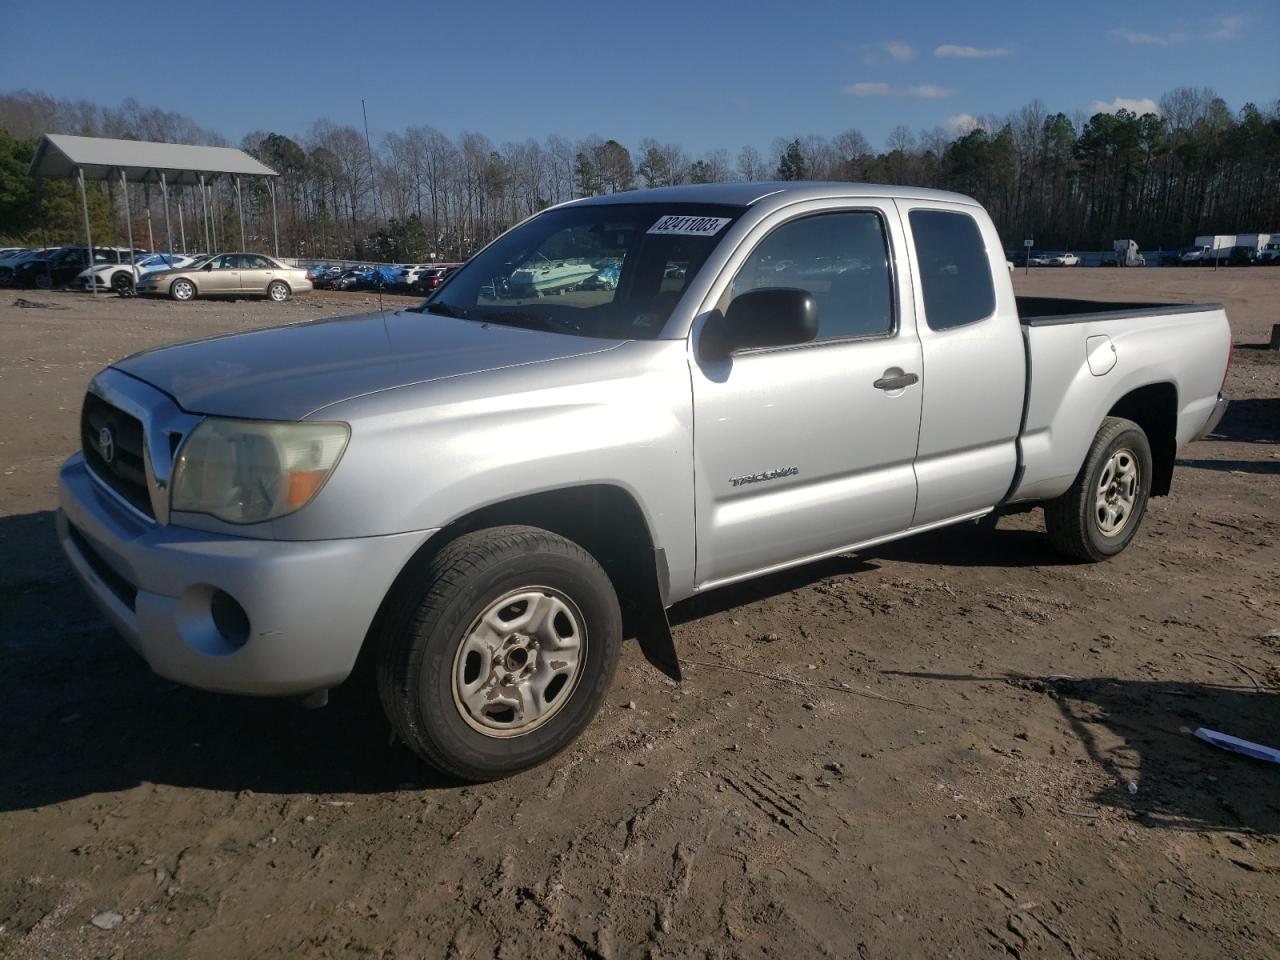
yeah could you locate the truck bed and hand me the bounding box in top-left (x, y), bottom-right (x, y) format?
top-left (1010, 299), bottom-right (1231, 505)
top-left (1017, 296), bottom-right (1223, 326)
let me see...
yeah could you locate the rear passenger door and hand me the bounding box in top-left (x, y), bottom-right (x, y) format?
top-left (239, 254), bottom-right (276, 294)
top-left (897, 201), bottom-right (1025, 525)
top-left (690, 202), bottom-right (923, 589)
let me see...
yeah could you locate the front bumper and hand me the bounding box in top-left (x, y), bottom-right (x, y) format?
top-left (58, 453), bottom-right (434, 696)
top-left (1195, 392), bottom-right (1229, 440)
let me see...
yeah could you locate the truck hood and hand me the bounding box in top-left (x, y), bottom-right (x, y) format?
top-left (113, 309), bottom-right (625, 420)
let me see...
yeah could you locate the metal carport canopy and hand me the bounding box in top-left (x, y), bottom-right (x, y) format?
top-left (28, 134), bottom-right (283, 293)
top-left (29, 133), bottom-right (278, 184)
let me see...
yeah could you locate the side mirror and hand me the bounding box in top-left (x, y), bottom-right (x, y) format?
top-left (202, 263), bottom-right (213, 271)
top-left (702, 287), bottom-right (818, 358)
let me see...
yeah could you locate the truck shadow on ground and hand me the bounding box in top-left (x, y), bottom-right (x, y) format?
top-left (889, 671), bottom-right (1280, 835)
top-left (1205, 395), bottom-right (1279, 445)
top-left (1176, 458), bottom-right (1280, 475)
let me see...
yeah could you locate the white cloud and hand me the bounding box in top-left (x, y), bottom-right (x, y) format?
top-left (1110, 27), bottom-right (1183, 45)
top-left (860, 39), bottom-right (917, 64)
top-left (946, 113), bottom-right (981, 134)
top-left (904, 84), bottom-right (953, 99)
top-left (844, 82), bottom-right (953, 98)
top-left (1208, 14), bottom-right (1247, 40)
top-left (884, 40), bottom-right (916, 61)
top-left (1090, 97), bottom-right (1161, 116)
top-left (935, 44), bottom-right (1010, 58)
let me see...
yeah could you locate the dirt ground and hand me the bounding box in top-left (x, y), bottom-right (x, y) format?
top-left (1, 271), bottom-right (1277, 959)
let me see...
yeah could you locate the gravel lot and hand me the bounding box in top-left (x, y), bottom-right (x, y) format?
top-left (1, 273), bottom-right (1277, 959)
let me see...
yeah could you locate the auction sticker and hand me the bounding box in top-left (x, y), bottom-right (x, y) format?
top-left (647, 215), bottom-right (732, 236)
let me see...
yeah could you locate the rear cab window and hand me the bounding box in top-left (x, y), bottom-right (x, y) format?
top-left (908, 209), bottom-right (995, 331)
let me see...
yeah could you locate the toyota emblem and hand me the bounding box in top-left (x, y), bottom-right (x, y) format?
top-left (98, 426), bottom-right (115, 464)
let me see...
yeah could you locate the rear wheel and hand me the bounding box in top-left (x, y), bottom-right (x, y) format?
top-left (1044, 416), bottom-right (1152, 561)
top-left (170, 278), bottom-right (195, 301)
top-left (268, 280), bottom-right (290, 302)
top-left (376, 525), bottom-right (622, 781)
top-left (111, 271), bottom-right (134, 296)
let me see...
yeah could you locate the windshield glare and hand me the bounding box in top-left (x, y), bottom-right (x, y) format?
top-left (423, 203), bottom-right (742, 339)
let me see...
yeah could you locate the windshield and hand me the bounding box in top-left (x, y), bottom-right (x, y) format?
top-left (421, 203), bottom-right (742, 339)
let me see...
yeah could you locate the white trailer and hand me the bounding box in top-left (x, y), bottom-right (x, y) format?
top-left (1111, 239), bottom-right (1145, 266)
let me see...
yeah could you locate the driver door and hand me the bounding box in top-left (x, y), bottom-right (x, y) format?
top-left (202, 254), bottom-right (241, 294)
top-left (690, 202), bottom-right (923, 589)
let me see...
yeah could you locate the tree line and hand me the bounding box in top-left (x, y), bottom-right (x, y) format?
top-left (1, 86), bottom-right (1277, 261)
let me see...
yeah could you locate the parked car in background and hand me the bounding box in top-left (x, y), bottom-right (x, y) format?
top-left (328, 269), bottom-right (365, 291)
top-left (311, 265), bottom-right (346, 288)
top-left (0, 248), bottom-right (56, 286)
top-left (14, 246), bottom-right (147, 289)
top-left (1043, 252), bottom-right (1079, 266)
top-left (392, 264), bottom-right (427, 290)
top-left (135, 252), bottom-right (312, 302)
top-left (1259, 241), bottom-right (1280, 265)
top-left (80, 253), bottom-right (197, 294)
top-left (412, 263), bottom-right (462, 293)
top-left (1025, 252), bottom-right (1052, 266)
top-left (57, 182), bottom-right (1231, 781)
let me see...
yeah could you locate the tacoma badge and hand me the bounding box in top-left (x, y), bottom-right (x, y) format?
top-left (730, 466), bottom-right (798, 487)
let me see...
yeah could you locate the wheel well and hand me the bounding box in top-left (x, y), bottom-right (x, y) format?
top-left (1107, 382), bottom-right (1177, 496)
top-left (431, 486), bottom-right (661, 615)
top-left (355, 486), bottom-right (665, 679)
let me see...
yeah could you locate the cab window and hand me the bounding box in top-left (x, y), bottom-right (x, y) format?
top-left (729, 211), bottom-right (894, 341)
top-left (908, 210), bottom-right (995, 330)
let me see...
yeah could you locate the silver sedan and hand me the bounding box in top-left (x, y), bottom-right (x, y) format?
top-left (136, 253), bottom-right (313, 302)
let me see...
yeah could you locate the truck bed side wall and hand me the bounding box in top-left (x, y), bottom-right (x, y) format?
top-left (1011, 308), bottom-right (1230, 503)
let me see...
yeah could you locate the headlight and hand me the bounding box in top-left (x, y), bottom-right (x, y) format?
top-left (171, 418), bottom-right (350, 524)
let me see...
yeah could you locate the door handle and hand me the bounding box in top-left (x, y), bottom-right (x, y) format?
top-left (873, 372), bottom-right (919, 391)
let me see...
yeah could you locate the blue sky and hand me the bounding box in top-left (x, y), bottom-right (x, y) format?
top-left (1, 0), bottom-right (1274, 153)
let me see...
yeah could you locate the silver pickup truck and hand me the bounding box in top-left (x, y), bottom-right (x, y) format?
top-left (58, 182), bottom-right (1231, 780)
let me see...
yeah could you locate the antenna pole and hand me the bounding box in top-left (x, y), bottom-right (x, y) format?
top-left (362, 98), bottom-right (386, 316)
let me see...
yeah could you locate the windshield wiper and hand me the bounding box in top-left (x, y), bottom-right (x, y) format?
top-left (419, 301), bottom-right (469, 319)
top-left (477, 310), bottom-right (581, 335)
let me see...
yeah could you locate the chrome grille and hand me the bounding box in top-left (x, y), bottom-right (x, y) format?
top-left (81, 392), bottom-right (153, 518)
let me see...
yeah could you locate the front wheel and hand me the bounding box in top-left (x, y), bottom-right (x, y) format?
top-left (267, 280), bottom-right (290, 302)
top-left (1044, 416), bottom-right (1153, 561)
top-left (376, 525), bottom-right (622, 781)
top-left (170, 279), bottom-right (195, 301)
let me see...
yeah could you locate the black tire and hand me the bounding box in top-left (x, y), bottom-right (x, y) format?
top-left (170, 278), bottom-right (195, 301)
top-left (376, 525), bottom-right (622, 781)
top-left (1044, 416), bottom-right (1153, 562)
top-left (267, 280), bottom-right (290, 302)
top-left (111, 271), bottom-right (134, 296)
